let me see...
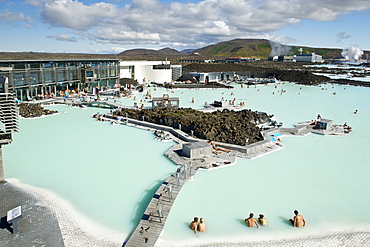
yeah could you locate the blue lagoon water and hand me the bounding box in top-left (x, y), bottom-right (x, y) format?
top-left (3, 82), bottom-right (370, 245)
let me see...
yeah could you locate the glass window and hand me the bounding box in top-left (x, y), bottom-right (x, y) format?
top-left (85, 71), bottom-right (93, 78)
top-left (14, 64), bottom-right (25, 70)
top-left (110, 68), bottom-right (116, 77)
top-left (30, 63), bottom-right (41, 69)
top-left (93, 69), bottom-right (99, 79)
top-left (57, 69), bottom-right (66, 82)
top-left (44, 70), bottom-right (53, 83)
top-left (14, 73), bottom-right (25, 86)
top-left (70, 70), bottom-right (78, 80)
top-left (101, 68), bottom-right (107, 78)
top-left (30, 72), bottom-right (40, 84)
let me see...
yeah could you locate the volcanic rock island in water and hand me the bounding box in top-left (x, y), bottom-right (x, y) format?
top-left (114, 107), bottom-right (272, 145)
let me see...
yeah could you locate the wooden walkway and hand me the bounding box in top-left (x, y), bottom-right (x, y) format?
top-left (124, 164), bottom-right (197, 247)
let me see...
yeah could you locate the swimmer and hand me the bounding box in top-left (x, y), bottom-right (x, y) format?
top-left (197, 218), bottom-right (206, 232)
top-left (245, 213), bottom-right (259, 228)
top-left (354, 109), bottom-right (358, 114)
top-left (258, 214), bottom-right (267, 226)
top-left (189, 217), bottom-right (199, 234)
top-left (289, 210), bottom-right (306, 227)
top-left (192, 98), bottom-right (194, 103)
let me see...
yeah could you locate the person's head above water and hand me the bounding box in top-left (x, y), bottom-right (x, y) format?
top-left (249, 213), bottom-right (254, 218)
top-left (294, 210), bottom-right (299, 215)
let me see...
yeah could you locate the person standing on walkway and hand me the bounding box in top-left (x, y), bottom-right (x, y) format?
top-left (245, 213), bottom-right (259, 228)
top-left (290, 210), bottom-right (306, 227)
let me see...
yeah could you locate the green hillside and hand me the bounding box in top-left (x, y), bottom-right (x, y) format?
top-left (197, 39), bottom-right (272, 58)
top-left (195, 39), bottom-right (345, 59)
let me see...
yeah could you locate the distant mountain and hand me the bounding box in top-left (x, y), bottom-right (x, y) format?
top-left (1, 39), bottom-right (367, 61)
top-left (194, 39), bottom-right (272, 58)
top-left (117, 39), bottom-right (345, 59)
top-left (181, 49), bottom-right (199, 54)
top-left (188, 39), bottom-right (353, 59)
top-left (119, 47), bottom-right (182, 56)
top-left (115, 39), bottom-right (367, 59)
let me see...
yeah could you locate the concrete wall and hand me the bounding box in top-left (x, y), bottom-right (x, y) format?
top-left (182, 144), bottom-right (212, 159)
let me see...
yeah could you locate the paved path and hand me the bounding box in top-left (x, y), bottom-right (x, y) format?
top-left (0, 180), bottom-right (119, 247)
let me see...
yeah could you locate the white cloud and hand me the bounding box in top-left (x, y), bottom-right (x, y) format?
top-left (32, 0), bottom-right (370, 48)
top-left (25, 0), bottom-right (53, 8)
top-left (40, 0), bottom-right (117, 30)
top-left (47, 34), bottom-right (78, 42)
top-left (0, 10), bottom-right (32, 24)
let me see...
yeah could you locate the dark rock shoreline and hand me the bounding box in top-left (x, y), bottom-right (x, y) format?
top-left (181, 62), bottom-right (370, 87)
top-left (18, 104), bottom-right (58, 118)
top-left (113, 107), bottom-right (271, 145)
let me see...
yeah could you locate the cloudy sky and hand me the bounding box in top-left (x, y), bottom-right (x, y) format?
top-left (1, 0), bottom-right (370, 54)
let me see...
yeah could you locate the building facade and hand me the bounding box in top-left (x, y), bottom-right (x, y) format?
top-left (295, 53), bottom-right (323, 63)
top-left (0, 59), bottom-right (119, 101)
top-left (119, 61), bottom-right (173, 84)
top-left (189, 71), bottom-right (265, 83)
top-left (171, 65), bottom-right (182, 81)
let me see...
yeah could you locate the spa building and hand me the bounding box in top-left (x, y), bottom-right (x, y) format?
top-left (0, 59), bottom-right (120, 101)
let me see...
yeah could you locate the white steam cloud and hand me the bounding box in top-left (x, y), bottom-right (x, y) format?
top-left (269, 41), bottom-right (292, 56)
top-left (341, 46), bottom-right (363, 63)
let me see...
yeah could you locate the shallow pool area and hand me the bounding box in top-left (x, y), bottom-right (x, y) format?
top-left (3, 82), bottom-right (370, 245)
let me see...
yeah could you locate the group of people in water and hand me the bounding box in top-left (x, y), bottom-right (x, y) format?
top-left (244, 210), bottom-right (306, 228)
top-left (245, 210), bottom-right (306, 228)
top-left (189, 217), bottom-right (206, 235)
top-left (190, 210), bottom-right (305, 234)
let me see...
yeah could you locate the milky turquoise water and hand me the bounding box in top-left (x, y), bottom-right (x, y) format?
top-left (3, 82), bottom-right (370, 245)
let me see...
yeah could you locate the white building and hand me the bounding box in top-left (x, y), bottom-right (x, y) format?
top-left (190, 72), bottom-right (243, 83)
top-left (295, 53), bottom-right (323, 63)
top-left (119, 61), bottom-right (173, 84)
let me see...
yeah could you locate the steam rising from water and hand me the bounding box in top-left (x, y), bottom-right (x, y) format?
top-left (341, 46), bottom-right (363, 63)
top-left (269, 41), bottom-right (292, 57)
